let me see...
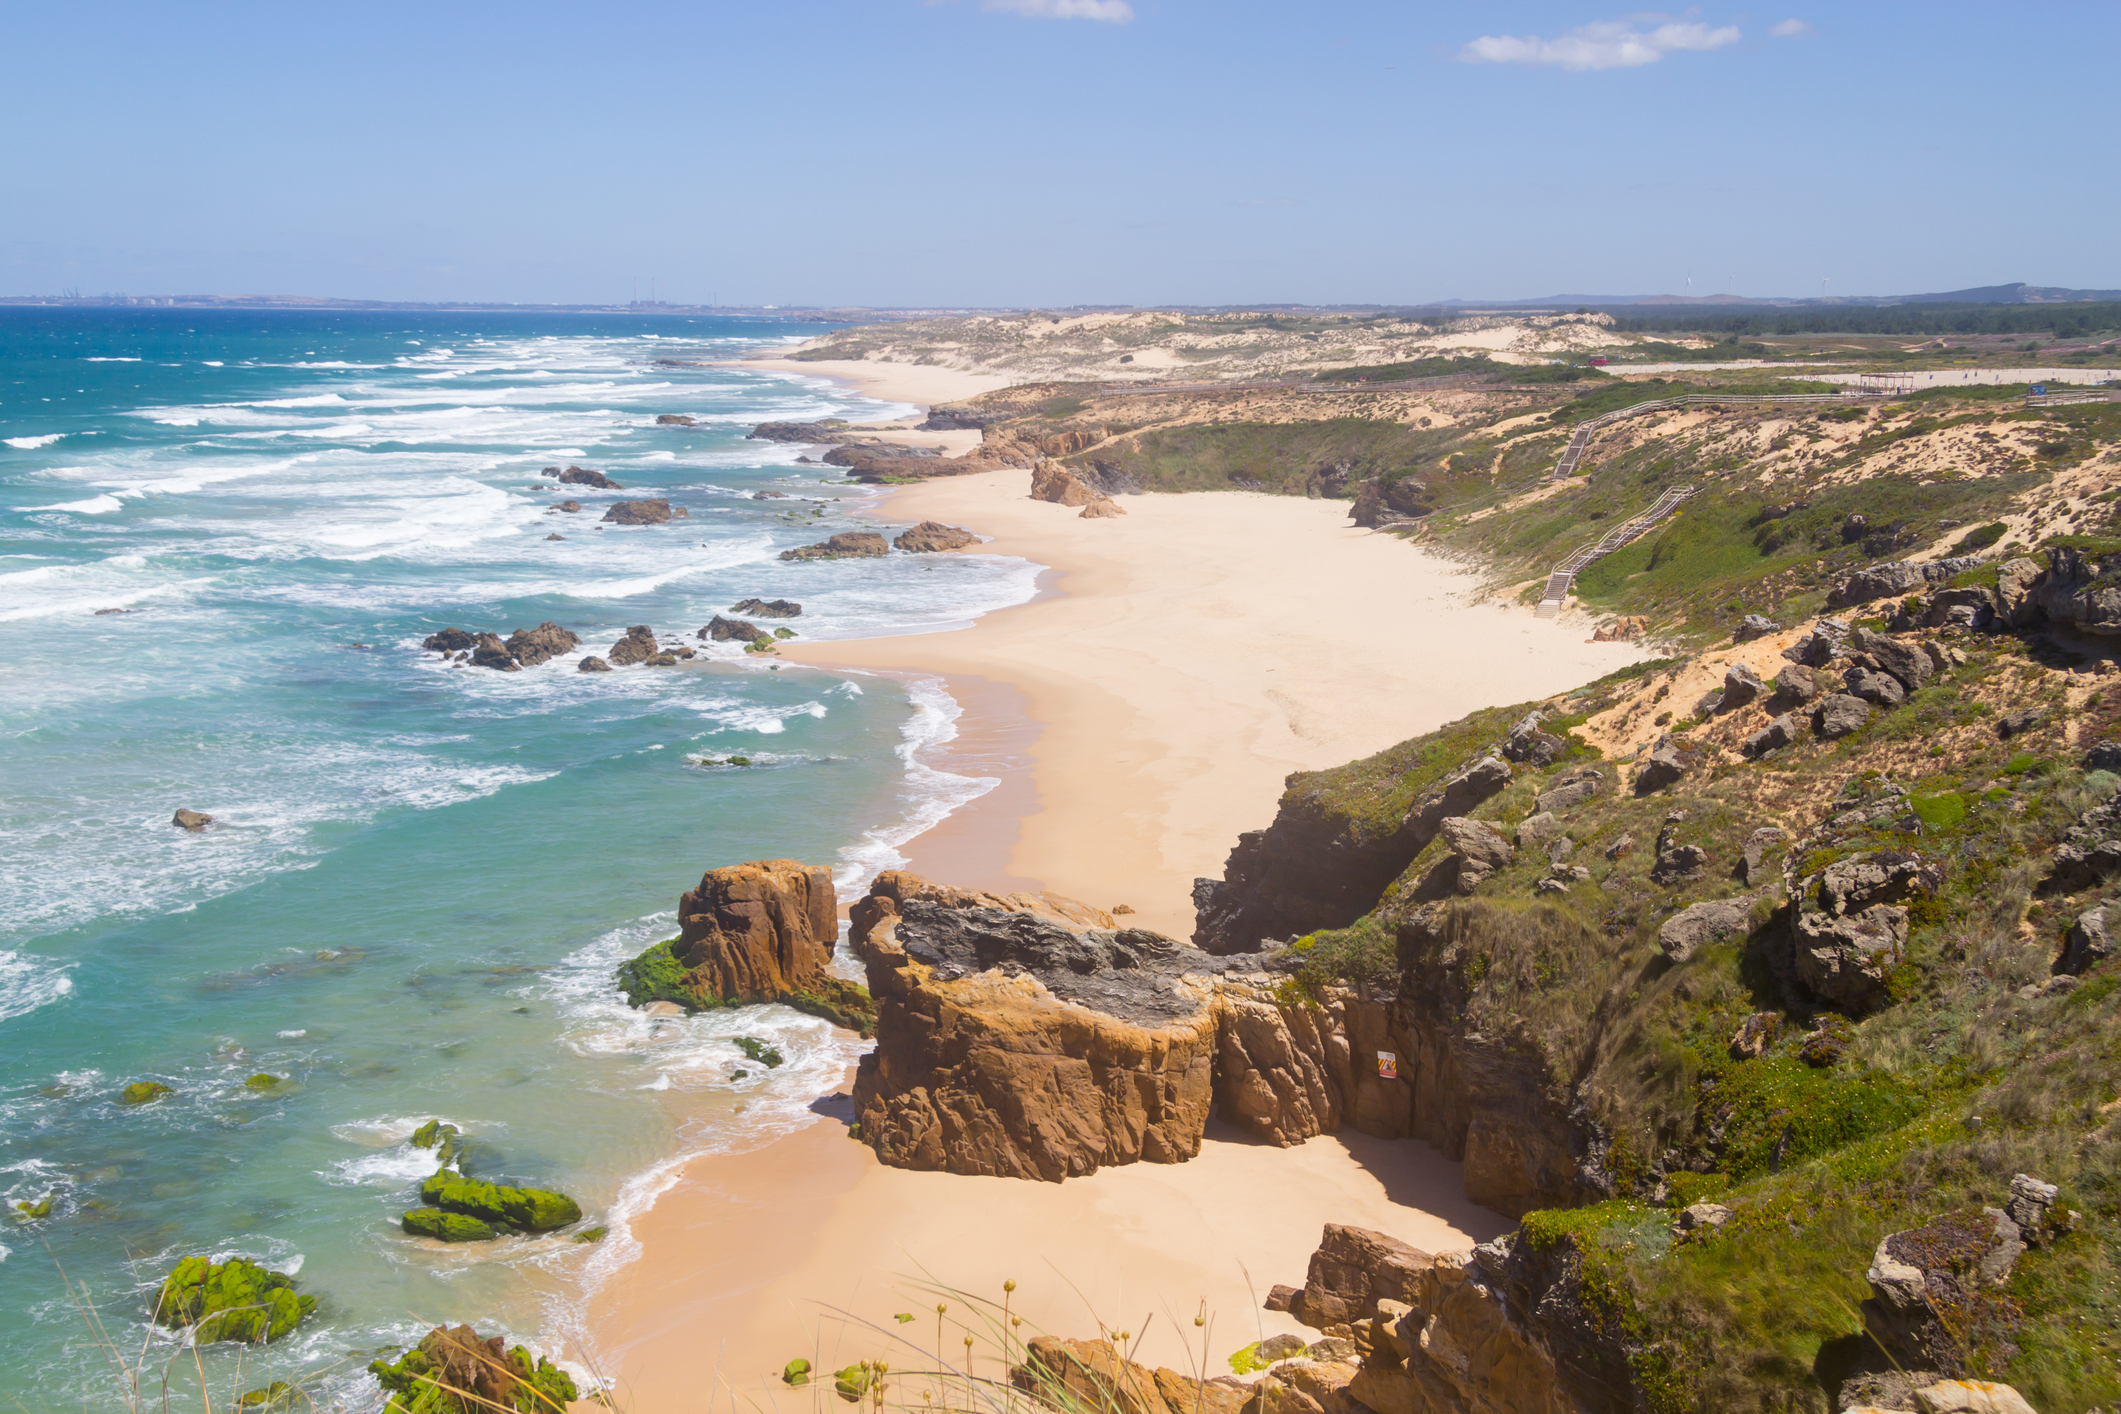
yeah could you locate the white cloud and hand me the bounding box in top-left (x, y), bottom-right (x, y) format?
top-left (1770, 17), bottom-right (1812, 37)
top-left (980, 0), bottom-right (1135, 21)
top-left (1459, 16), bottom-right (1742, 71)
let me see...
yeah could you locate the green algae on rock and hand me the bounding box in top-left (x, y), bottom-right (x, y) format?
top-left (243, 1073), bottom-right (282, 1092)
top-left (418, 1171), bottom-right (580, 1231)
top-left (118, 1080), bottom-right (172, 1105)
top-left (153, 1255), bottom-right (316, 1344)
top-left (370, 1324), bottom-right (578, 1414)
top-left (402, 1207), bottom-right (497, 1242)
top-left (236, 1382), bottom-right (298, 1409)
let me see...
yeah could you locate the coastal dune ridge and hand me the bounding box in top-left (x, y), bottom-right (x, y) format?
top-left (586, 356), bottom-right (1649, 1406)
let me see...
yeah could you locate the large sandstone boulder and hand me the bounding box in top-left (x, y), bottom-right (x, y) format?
top-left (1283, 1225), bottom-right (1434, 1328)
top-left (779, 531), bottom-right (889, 561)
top-left (893, 520), bottom-right (978, 552)
top-left (676, 859), bottom-right (837, 1001)
top-left (1030, 460), bottom-right (1102, 507)
top-left (849, 871), bottom-right (1265, 1181)
top-left (1013, 1338), bottom-right (1249, 1414)
top-left (172, 808), bottom-right (212, 832)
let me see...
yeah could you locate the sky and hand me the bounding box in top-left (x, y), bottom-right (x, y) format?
top-left (3, 1), bottom-right (2116, 308)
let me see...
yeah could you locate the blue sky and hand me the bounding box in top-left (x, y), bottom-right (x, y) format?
top-left (3, 2), bottom-right (2114, 307)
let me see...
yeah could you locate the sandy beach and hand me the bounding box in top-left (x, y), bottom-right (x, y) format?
top-left (781, 471), bottom-right (1648, 937)
top-left (584, 448), bottom-right (1652, 1410)
top-left (734, 356), bottom-right (1021, 410)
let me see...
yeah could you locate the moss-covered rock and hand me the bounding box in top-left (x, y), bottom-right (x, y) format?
top-left (402, 1207), bottom-right (497, 1242)
top-left (12, 1195), bottom-right (54, 1220)
top-left (573, 1226), bottom-right (607, 1244)
top-left (418, 1171), bottom-right (580, 1232)
top-left (734, 1037), bottom-right (784, 1068)
top-left (243, 1073), bottom-right (282, 1092)
top-left (153, 1256), bottom-right (316, 1344)
top-left (119, 1080), bottom-right (172, 1105)
top-left (369, 1325), bottom-right (578, 1414)
top-left (236, 1382), bottom-right (297, 1409)
top-left (410, 1119), bottom-right (451, 1149)
top-left (616, 939), bottom-right (878, 1036)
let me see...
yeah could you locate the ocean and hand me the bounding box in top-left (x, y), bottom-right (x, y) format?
top-left (0, 309), bottom-right (1038, 1405)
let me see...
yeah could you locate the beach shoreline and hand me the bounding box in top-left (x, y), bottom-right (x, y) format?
top-left (581, 385), bottom-right (1657, 1407)
top-left (725, 355), bottom-right (1021, 410)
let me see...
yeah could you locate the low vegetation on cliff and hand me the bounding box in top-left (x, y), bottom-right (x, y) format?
top-left (1188, 554), bottom-right (2121, 1410)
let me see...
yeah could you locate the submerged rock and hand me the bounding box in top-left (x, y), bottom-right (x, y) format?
top-left (548, 465), bottom-right (622, 489)
top-left (418, 1171), bottom-right (580, 1231)
top-left (401, 1207), bottom-right (496, 1242)
top-left (578, 655), bottom-right (611, 673)
top-left (119, 1080), bottom-right (172, 1105)
top-left (154, 1256), bottom-right (316, 1344)
top-left (778, 531), bottom-right (889, 561)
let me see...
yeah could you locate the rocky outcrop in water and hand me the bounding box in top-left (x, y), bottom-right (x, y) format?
top-left (602, 498), bottom-right (685, 525)
top-left (748, 420), bottom-right (856, 444)
top-left (893, 520), bottom-right (978, 552)
top-left (154, 1256), bottom-right (316, 1345)
top-left (730, 597), bottom-right (802, 618)
top-left (614, 859), bottom-right (873, 1031)
top-left (546, 465), bottom-right (623, 489)
top-left (703, 615), bottom-right (769, 644)
top-left (608, 625), bottom-right (658, 665)
top-left (172, 808), bottom-right (212, 831)
top-left (780, 531), bottom-right (890, 561)
top-left (849, 871), bottom-right (1268, 1181)
top-left (423, 622), bottom-right (580, 670)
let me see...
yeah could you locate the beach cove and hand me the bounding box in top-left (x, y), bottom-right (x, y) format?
top-left (588, 417), bottom-right (1651, 1408)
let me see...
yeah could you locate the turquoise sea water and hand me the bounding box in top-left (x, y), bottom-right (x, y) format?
top-left (0, 310), bottom-right (1038, 1405)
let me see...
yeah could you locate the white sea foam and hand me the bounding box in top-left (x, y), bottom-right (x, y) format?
top-left (0, 949), bottom-right (74, 1024)
top-left (5, 434), bottom-right (64, 449)
top-left (44, 493), bottom-right (123, 514)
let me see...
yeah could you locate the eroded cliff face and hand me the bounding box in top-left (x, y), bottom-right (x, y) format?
top-left (849, 871), bottom-right (1263, 1181)
top-left (1207, 950), bottom-right (1586, 1218)
top-left (1193, 751), bottom-right (1513, 954)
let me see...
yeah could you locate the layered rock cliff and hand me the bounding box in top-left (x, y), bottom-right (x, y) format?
top-left (848, 871), bottom-right (1268, 1180)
